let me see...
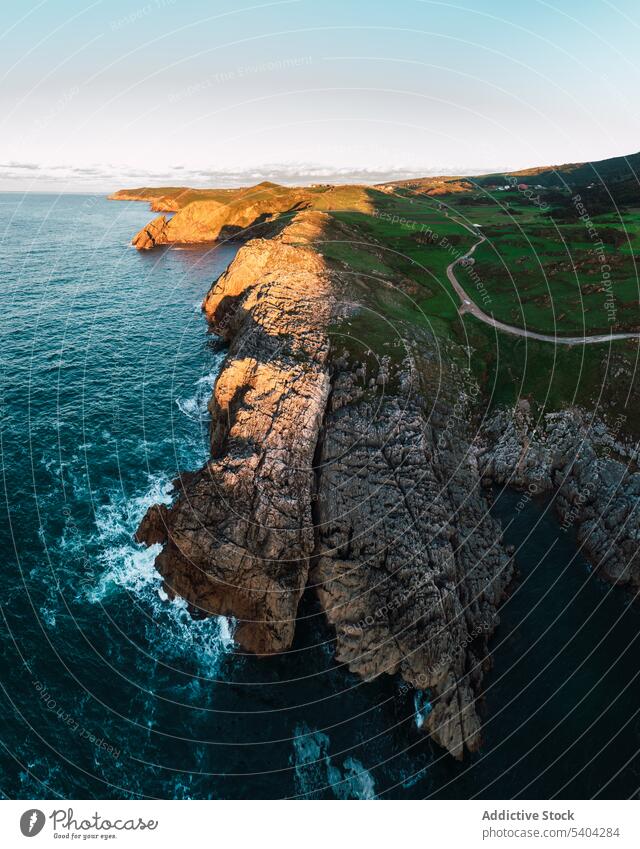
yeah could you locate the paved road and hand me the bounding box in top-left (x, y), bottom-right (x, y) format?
top-left (447, 232), bottom-right (640, 346)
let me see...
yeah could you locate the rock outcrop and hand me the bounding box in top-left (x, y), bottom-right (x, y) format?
top-left (136, 210), bottom-right (514, 758)
top-left (131, 215), bottom-right (170, 250)
top-left (477, 404), bottom-right (640, 590)
top-left (119, 182), bottom-right (376, 250)
top-left (130, 191), bottom-right (311, 249)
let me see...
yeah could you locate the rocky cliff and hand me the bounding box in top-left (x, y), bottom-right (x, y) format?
top-left (130, 191), bottom-right (312, 249)
top-left (136, 209), bottom-right (516, 759)
top-left (112, 182), bottom-right (376, 249)
top-left (137, 212), bottom-right (332, 652)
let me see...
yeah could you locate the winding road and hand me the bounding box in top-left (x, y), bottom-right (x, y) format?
top-left (447, 232), bottom-right (640, 346)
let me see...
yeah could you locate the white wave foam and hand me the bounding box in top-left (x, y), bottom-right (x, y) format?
top-left (292, 724), bottom-right (376, 799)
top-left (88, 472), bottom-right (234, 674)
top-left (39, 601), bottom-right (57, 628)
top-left (175, 371), bottom-right (217, 422)
top-left (88, 540), bottom-right (162, 603)
top-left (93, 474), bottom-right (174, 547)
top-left (145, 596), bottom-right (234, 678)
top-left (414, 691), bottom-right (433, 729)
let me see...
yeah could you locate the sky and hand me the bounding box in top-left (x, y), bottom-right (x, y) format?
top-left (1, 0), bottom-right (640, 191)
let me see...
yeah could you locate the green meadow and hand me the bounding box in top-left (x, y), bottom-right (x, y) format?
top-left (318, 186), bottom-right (640, 422)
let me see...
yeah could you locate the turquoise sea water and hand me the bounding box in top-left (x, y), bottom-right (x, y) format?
top-left (1, 193), bottom-right (638, 799)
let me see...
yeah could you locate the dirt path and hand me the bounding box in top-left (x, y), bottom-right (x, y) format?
top-left (447, 233), bottom-right (640, 346)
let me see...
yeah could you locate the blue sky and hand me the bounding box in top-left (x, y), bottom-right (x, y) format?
top-left (1, 0), bottom-right (640, 190)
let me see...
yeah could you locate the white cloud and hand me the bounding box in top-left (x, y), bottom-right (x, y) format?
top-left (0, 160), bottom-right (500, 193)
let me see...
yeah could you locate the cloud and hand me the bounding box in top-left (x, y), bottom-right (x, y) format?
top-left (0, 160), bottom-right (502, 192)
top-left (0, 161), bottom-right (41, 170)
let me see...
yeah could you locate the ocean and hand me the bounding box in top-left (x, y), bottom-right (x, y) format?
top-left (0, 193), bottom-right (638, 799)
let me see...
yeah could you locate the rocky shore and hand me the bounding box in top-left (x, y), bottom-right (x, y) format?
top-left (135, 209), bottom-right (519, 759)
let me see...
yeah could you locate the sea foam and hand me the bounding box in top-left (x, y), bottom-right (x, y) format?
top-left (88, 471), bottom-right (234, 676)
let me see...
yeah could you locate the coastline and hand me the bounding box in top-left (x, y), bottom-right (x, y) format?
top-left (126, 183), bottom-right (640, 761)
top-left (135, 208), bottom-right (516, 759)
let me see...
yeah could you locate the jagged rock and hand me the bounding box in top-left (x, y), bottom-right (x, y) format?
top-left (134, 503), bottom-right (169, 545)
top-left (132, 215), bottom-right (168, 250)
top-left (477, 407), bottom-right (640, 590)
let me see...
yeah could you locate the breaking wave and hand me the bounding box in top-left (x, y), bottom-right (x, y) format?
top-left (87, 471), bottom-right (234, 676)
top-left (175, 354), bottom-right (225, 423)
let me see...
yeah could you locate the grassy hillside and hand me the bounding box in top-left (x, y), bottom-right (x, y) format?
top-left (473, 150), bottom-right (640, 190)
top-left (387, 150), bottom-right (640, 195)
top-left (110, 181), bottom-right (376, 213)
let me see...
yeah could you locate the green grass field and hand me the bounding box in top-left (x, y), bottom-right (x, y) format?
top-left (463, 195), bottom-right (640, 335)
top-left (317, 186), bottom-right (640, 425)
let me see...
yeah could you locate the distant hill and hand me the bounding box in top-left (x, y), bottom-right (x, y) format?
top-left (383, 150), bottom-right (640, 198)
top-left (111, 181), bottom-right (380, 248)
top-left (110, 149), bottom-right (640, 247)
top-left (474, 150), bottom-right (640, 190)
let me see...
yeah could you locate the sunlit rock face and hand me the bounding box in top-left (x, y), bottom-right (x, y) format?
top-left (127, 182), bottom-right (376, 249)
